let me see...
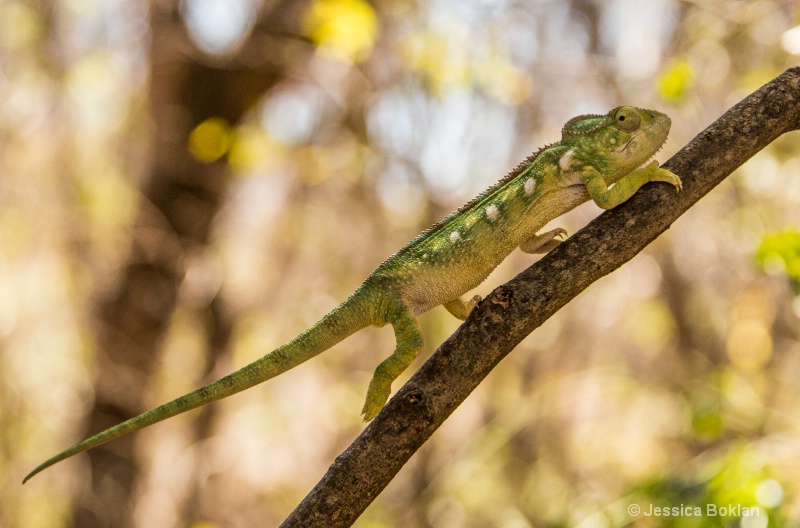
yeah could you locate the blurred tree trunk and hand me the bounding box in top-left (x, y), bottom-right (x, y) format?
top-left (73, 1), bottom-right (305, 526)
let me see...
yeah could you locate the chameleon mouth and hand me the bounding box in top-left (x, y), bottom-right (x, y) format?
top-left (615, 115), bottom-right (671, 154)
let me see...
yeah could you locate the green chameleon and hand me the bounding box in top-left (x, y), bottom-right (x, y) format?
top-left (24, 106), bottom-right (681, 483)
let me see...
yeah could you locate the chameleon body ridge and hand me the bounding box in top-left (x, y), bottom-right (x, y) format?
top-left (25, 106), bottom-right (681, 483)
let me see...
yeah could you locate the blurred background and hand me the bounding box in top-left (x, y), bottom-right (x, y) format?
top-left (2, 0), bottom-right (800, 526)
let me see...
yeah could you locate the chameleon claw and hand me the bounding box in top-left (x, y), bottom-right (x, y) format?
top-left (465, 295), bottom-right (481, 316)
top-left (668, 173), bottom-right (683, 192)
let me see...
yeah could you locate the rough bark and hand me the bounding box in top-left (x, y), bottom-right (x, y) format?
top-left (280, 68), bottom-right (800, 528)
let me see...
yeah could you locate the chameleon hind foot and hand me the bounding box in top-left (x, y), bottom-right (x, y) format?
top-left (443, 295), bottom-right (482, 320)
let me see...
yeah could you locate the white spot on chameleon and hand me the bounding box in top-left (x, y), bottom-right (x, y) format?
top-left (485, 204), bottom-right (499, 222)
top-left (559, 150), bottom-right (574, 171)
top-left (524, 178), bottom-right (536, 196)
top-left (449, 231), bottom-right (461, 243)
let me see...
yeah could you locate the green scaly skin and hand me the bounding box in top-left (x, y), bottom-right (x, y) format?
top-left (24, 106), bottom-right (681, 483)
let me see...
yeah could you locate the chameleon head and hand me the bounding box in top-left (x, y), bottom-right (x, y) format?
top-left (561, 106), bottom-right (671, 177)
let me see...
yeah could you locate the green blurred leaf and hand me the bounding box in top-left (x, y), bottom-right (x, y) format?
top-left (692, 411), bottom-right (724, 441)
top-left (755, 230), bottom-right (800, 290)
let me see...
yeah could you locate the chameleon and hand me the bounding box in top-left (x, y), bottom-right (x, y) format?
top-left (24, 106), bottom-right (681, 483)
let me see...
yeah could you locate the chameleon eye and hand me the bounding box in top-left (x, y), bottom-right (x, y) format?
top-left (613, 106), bottom-right (640, 132)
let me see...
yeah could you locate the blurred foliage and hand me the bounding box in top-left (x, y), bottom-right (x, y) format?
top-left (756, 230), bottom-right (800, 292)
top-left (303, 0), bottom-right (379, 63)
top-left (399, 25), bottom-right (534, 102)
top-left (659, 58), bottom-right (696, 102)
top-left (2, 0), bottom-right (800, 527)
top-left (188, 117), bottom-right (235, 163)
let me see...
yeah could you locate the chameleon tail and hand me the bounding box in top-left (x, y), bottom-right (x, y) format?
top-left (23, 288), bottom-right (375, 483)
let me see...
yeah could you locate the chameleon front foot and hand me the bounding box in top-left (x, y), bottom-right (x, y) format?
top-left (644, 160), bottom-right (682, 191)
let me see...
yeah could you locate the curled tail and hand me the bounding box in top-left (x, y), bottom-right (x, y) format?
top-left (23, 288), bottom-right (375, 483)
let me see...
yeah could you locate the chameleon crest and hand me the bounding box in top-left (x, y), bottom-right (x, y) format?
top-left (25, 106), bottom-right (681, 483)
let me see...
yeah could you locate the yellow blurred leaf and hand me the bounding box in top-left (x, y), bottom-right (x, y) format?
top-left (303, 0), bottom-right (379, 63)
top-left (228, 125), bottom-right (287, 174)
top-left (399, 29), bottom-right (471, 94)
top-left (658, 59), bottom-right (694, 102)
top-left (476, 54), bottom-right (533, 105)
top-left (188, 117), bottom-right (233, 163)
top-left (400, 28), bottom-right (531, 103)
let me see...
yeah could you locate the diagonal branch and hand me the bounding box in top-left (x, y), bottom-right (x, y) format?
top-left (281, 67), bottom-right (800, 528)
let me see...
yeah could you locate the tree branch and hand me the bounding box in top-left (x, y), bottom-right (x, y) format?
top-left (280, 67), bottom-right (800, 528)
